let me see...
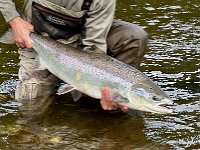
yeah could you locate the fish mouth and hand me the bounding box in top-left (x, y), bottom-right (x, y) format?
top-left (152, 98), bottom-right (174, 114)
top-left (127, 97), bottom-right (173, 114)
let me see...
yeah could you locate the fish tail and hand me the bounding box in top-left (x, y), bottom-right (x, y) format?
top-left (0, 29), bottom-right (14, 44)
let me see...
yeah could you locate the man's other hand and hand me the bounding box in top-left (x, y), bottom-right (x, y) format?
top-left (9, 17), bottom-right (34, 49)
top-left (100, 87), bottom-right (128, 112)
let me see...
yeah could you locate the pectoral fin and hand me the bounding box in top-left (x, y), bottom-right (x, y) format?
top-left (111, 92), bottom-right (129, 103)
top-left (111, 91), bottom-right (142, 117)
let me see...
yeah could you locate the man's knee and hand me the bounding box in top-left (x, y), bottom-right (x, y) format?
top-left (107, 20), bottom-right (148, 54)
top-left (107, 20), bottom-right (148, 67)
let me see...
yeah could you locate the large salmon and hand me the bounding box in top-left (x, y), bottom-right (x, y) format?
top-left (0, 31), bottom-right (173, 114)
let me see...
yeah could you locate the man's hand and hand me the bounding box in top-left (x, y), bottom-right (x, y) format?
top-left (9, 17), bottom-right (34, 49)
top-left (100, 87), bottom-right (128, 112)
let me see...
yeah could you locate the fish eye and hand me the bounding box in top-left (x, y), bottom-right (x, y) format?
top-left (152, 96), bottom-right (159, 101)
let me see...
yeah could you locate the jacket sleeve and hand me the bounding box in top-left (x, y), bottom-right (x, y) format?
top-left (0, 0), bottom-right (20, 22)
top-left (80, 0), bottom-right (116, 53)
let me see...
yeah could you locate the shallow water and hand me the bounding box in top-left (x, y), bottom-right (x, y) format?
top-left (0, 0), bottom-right (199, 149)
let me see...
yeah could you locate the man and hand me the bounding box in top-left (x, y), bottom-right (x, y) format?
top-left (0, 0), bottom-right (148, 114)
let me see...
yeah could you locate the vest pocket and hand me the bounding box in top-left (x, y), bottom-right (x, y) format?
top-left (31, 1), bottom-right (86, 39)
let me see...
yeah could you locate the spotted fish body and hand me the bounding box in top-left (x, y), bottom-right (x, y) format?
top-left (1, 31), bottom-right (173, 114)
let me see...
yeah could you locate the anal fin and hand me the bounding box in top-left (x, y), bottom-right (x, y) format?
top-left (71, 90), bottom-right (82, 102)
top-left (32, 55), bottom-right (47, 70)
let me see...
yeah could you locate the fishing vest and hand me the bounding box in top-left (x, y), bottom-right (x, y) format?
top-left (23, 0), bottom-right (92, 40)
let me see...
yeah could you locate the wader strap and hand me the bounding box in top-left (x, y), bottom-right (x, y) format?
top-left (81, 0), bottom-right (93, 11)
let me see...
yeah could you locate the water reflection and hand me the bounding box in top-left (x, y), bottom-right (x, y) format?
top-left (7, 97), bottom-right (170, 150)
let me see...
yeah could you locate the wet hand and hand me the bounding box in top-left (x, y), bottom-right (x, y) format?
top-left (100, 87), bottom-right (128, 112)
top-left (9, 17), bottom-right (34, 49)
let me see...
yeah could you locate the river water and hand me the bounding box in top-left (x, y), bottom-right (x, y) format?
top-left (0, 0), bottom-right (199, 149)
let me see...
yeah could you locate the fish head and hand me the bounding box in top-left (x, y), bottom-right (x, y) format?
top-left (124, 87), bottom-right (173, 114)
